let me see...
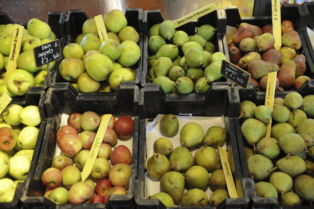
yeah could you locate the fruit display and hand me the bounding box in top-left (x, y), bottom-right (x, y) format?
top-left (57, 9), bottom-right (141, 93)
top-left (239, 92), bottom-right (314, 206)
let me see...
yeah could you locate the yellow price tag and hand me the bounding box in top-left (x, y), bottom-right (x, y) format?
top-left (6, 24), bottom-right (24, 82)
top-left (265, 72), bottom-right (277, 138)
top-left (172, 3), bottom-right (217, 28)
top-left (0, 93), bottom-right (12, 114)
top-left (81, 114), bottom-right (112, 182)
top-left (94, 15), bottom-right (108, 43)
top-left (218, 147), bottom-right (238, 198)
top-left (272, 0), bottom-right (281, 51)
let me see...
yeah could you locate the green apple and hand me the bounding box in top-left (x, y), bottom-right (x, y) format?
top-left (0, 25), bottom-right (6, 35)
top-left (41, 38), bottom-right (52, 44)
top-left (84, 179), bottom-right (95, 191)
top-left (35, 70), bottom-right (48, 86)
top-left (113, 63), bottom-right (123, 71)
top-left (0, 83), bottom-right (15, 97)
top-left (118, 26), bottom-right (139, 43)
top-left (41, 61), bottom-right (55, 70)
top-left (0, 35), bottom-right (13, 56)
top-left (103, 9), bottom-right (127, 33)
top-left (109, 68), bottom-right (135, 91)
top-left (71, 83), bottom-right (78, 91)
top-left (0, 52), bottom-right (4, 71)
top-left (2, 104), bottom-right (23, 126)
top-left (23, 28), bottom-right (29, 35)
top-left (61, 166), bottom-right (81, 188)
top-left (0, 178), bottom-right (16, 202)
top-left (27, 18), bottom-right (51, 39)
top-left (83, 50), bottom-right (100, 63)
top-left (75, 34), bottom-right (84, 44)
top-left (17, 50), bottom-right (42, 73)
top-left (63, 43), bottom-right (84, 59)
top-left (0, 124), bottom-right (11, 128)
top-left (74, 150), bottom-right (89, 171)
top-left (47, 31), bottom-right (56, 40)
top-left (2, 148), bottom-right (15, 157)
top-left (80, 33), bottom-right (101, 53)
top-left (1, 24), bottom-right (15, 36)
top-left (0, 151), bottom-right (10, 178)
top-left (9, 155), bottom-right (31, 180)
top-left (6, 69), bottom-right (35, 96)
top-left (22, 36), bottom-right (42, 52)
top-left (49, 187), bottom-right (69, 204)
top-left (82, 19), bottom-right (98, 36)
top-left (19, 105), bottom-right (41, 126)
top-left (85, 53), bottom-right (113, 81)
top-left (99, 39), bottom-right (121, 60)
top-left (14, 150), bottom-right (34, 162)
top-left (108, 32), bottom-right (121, 44)
top-left (59, 58), bottom-right (85, 82)
top-left (117, 40), bottom-right (141, 67)
top-left (17, 126), bottom-right (39, 149)
top-left (77, 73), bottom-right (100, 92)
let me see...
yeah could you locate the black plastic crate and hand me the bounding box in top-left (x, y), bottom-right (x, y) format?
top-left (135, 83), bottom-right (250, 209)
top-left (0, 88), bottom-right (47, 209)
top-left (221, 5), bottom-right (314, 95)
top-left (232, 82), bottom-right (314, 209)
top-left (20, 83), bottom-right (139, 209)
top-left (141, 9), bottom-right (231, 94)
top-left (52, 9), bottom-right (143, 93)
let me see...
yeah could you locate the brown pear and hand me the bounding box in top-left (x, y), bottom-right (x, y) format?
top-left (280, 47), bottom-right (297, 65)
top-left (259, 75), bottom-right (279, 91)
top-left (239, 52), bottom-right (261, 69)
top-left (277, 60), bottom-right (296, 90)
top-left (295, 76), bottom-right (310, 90)
top-left (262, 24), bottom-right (273, 34)
top-left (250, 77), bottom-right (259, 89)
top-left (233, 24), bottom-right (253, 44)
top-left (282, 31), bottom-right (302, 50)
top-left (281, 20), bottom-right (294, 34)
top-left (292, 55), bottom-right (306, 77)
top-left (238, 23), bottom-right (262, 37)
top-left (262, 49), bottom-right (281, 65)
top-left (248, 59), bottom-right (279, 79)
top-left (227, 33), bottom-right (236, 46)
top-left (229, 47), bottom-right (241, 64)
top-left (256, 33), bottom-right (275, 52)
top-left (239, 38), bottom-right (256, 53)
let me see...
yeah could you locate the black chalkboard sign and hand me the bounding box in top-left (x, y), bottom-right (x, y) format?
top-left (220, 60), bottom-right (251, 89)
top-left (33, 39), bottom-right (62, 68)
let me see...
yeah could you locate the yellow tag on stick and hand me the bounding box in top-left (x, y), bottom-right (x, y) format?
top-left (94, 15), bottom-right (108, 43)
top-left (272, 0), bottom-right (281, 51)
top-left (0, 93), bottom-right (12, 114)
top-left (81, 114), bottom-right (112, 182)
top-left (218, 147), bottom-right (238, 198)
top-left (6, 24), bottom-right (24, 81)
top-left (265, 72), bottom-right (277, 138)
top-left (172, 3), bottom-right (217, 28)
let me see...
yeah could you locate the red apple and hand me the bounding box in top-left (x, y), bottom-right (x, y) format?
top-left (109, 163), bottom-right (132, 189)
top-left (95, 179), bottom-right (112, 196)
top-left (110, 145), bottom-right (132, 165)
top-left (113, 116), bottom-right (134, 138)
top-left (104, 186), bottom-right (127, 203)
top-left (56, 125), bottom-right (78, 144)
top-left (80, 131), bottom-right (96, 150)
top-left (68, 113), bottom-right (82, 132)
top-left (103, 128), bottom-right (118, 146)
top-left (41, 168), bottom-right (63, 189)
top-left (68, 182), bottom-right (94, 204)
top-left (0, 127), bottom-right (17, 151)
top-left (51, 155), bottom-right (73, 171)
top-left (80, 111), bottom-right (100, 131)
top-left (59, 134), bottom-right (82, 157)
top-left (100, 114), bottom-right (116, 128)
top-left (98, 143), bottom-right (112, 159)
top-left (93, 195), bottom-right (104, 203)
top-left (44, 189), bottom-right (54, 199)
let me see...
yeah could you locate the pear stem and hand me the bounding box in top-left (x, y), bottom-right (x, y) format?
top-left (301, 49), bottom-right (305, 55)
top-left (198, 198), bottom-right (205, 203)
top-left (238, 112), bottom-right (244, 119)
top-left (256, 88), bottom-right (261, 92)
top-left (293, 108), bottom-right (296, 117)
top-left (268, 167), bottom-right (277, 172)
top-left (281, 192), bottom-right (284, 197)
top-left (146, 76), bottom-right (154, 81)
top-left (287, 152), bottom-right (290, 159)
top-left (253, 143), bottom-right (256, 151)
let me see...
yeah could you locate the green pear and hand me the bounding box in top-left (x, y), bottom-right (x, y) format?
top-left (168, 66), bottom-right (185, 81)
top-left (240, 100), bottom-right (256, 119)
top-left (205, 62), bottom-right (222, 83)
top-left (255, 105), bottom-right (272, 124)
top-left (292, 151), bottom-right (307, 160)
top-left (179, 57), bottom-right (186, 68)
top-left (184, 166), bottom-right (209, 190)
top-left (160, 171), bottom-right (185, 203)
top-left (189, 35), bottom-right (207, 48)
top-left (247, 154), bottom-right (273, 180)
top-left (269, 172), bottom-right (293, 196)
top-left (172, 55), bottom-right (181, 67)
top-left (294, 175), bottom-right (314, 202)
top-left (197, 24), bottom-right (216, 41)
top-left (153, 57), bottom-right (172, 77)
top-left (153, 138), bottom-right (173, 156)
top-left (195, 146), bottom-right (221, 172)
top-left (276, 156), bottom-right (306, 178)
top-left (117, 40), bottom-right (141, 67)
top-left (109, 68), bottom-right (134, 91)
top-left (49, 187), bottom-right (69, 204)
top-left (9, 155), bottom-right (30, 180)
top-left (288, 109), bottom-right (307, 128)
top-left (176, 77), bottom-right (194, 94)
top-left (182, 42), bottom-right (203, 55)
top-left (74, 150), bottom-right (89, 171)
top-left (22, 36), bottom-right (42, 52)
top-left (244, 146), bottom-right (254, 161)
top-left (255, 182), bottom-right (278, 198)
top-left (205, 42), bottom-right (215, 53)
top-left (80, 33), bottom-right (101, 53)
top-left (271, 123), bottom-right (295, 141)
top-left (147, 153), bottom-right (170, 180)
top-left (159, 20), bottom-right (175, 40)
top-left (202, 51), bottom-right (212, 68)
top-left (103, 9), bottom-right (127, 33)
top-left (256, 137), bottom-right (280, 160)
top-left (86, 53), bottom-right (113, 81)
top-left (75, 34), bottom-right (84, 44)
top-left (298, 119), bottom-right (314, 149)
top-left (108, 32), bottom-right (121, 44)
top-left (27, 18), bottom-right (51, 39)
top-left (274, 98), bottom-right (284, 108)
top-left (185, 48), bottom-right (204, 68)
top-left (204, 126), bottom-right (226, 147)
top-left (241, 118), bottom-right (266, 149)
top-left (59, 58), bottom-right (85, 82)
top-left (63, 43), bottom-right (84, 59)
top-left (283, 92), bottom-right (303, 114)
top-left (149, 192), bottom-right (174, 207)
top-left (209, 189), bottom-right (229, 207)
top-left (0, 35), bottom-right (13, 56)
top-left (281, 191), bottom-right (300, 206)
top-left (195, 77), bottom-right (210, 93)
top-left (209, 169), bottom-right (226, 191)
top-left (156, 44), bottom-right (179, 60)
top-left (153, 76), bottom-right (176, 93)
top-left (149, 24), bottom-right (160, 38)
top-left (159, 114), bottom-right (179, 137)
top-left (82, 19), bottom-right (98, 36)
top-left (169, 146), bottom-right (194, 172)
top-left (83, 50), bottom-right (100, 63)
top-left (99, 39), bottom-right (121, 60)
top-left (148, 35), bottom-right (166, 54)
top-left (0, 151), bottom-right (9, 178)
top-left (173, 31), bottom-right (189, 47)
top-left (272, 106), bottom-right (290, 123)
top-left (180, 122), bottom-right (204, 148)
top-left (0, 52), bottom-right (4, 71)
top-left (17, 50), bottom-right (41, 73)
top-left (181, 189), bottom-right (209, 206)
top-left (279, 133), bottom-right (305, 156)
top-left (118, 26), bottom-right (139, 43)
top-left (211, 52), bottom-right (227, 63)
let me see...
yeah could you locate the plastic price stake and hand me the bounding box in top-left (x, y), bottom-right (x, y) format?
top-left (5, 24), bottom-right (24, 82)
top-left (218, 147), bottom-right (238, 198)
top-left (0, 93), bottom-right (12, 114)
top-left (81, 114), bottom-right (112, 182)
top-left (265, 72), bottom-right (277, 137)
top-left (272, 0), bottom-right (281, 50)
top-left (95, 14), bottom-right (108, 42)
top-left (172, 3), bottom-right (217, 28)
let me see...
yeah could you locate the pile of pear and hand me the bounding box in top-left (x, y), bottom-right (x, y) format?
top-left (240, 92), bottom-right (314, 206)
top-left (0, 104), bottom-right (42, 202)
top-left (228, 20), bottom-right (309, 92)
top-left (0, 19), bottom-right (57, 97)
top-left (146, 21), bottom-right (227, 94)
top-left (146, 114), bottom-right (230, 207)
top-left (60, 9), bottom-right (141, 93)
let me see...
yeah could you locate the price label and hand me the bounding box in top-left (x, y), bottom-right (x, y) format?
top-left (272, 0), bottom-right (282, 50)
top-left (220, 60), bottom-right (251, 88)
top-left (265, 72), bottom-right (277, 137)
top-left (172, 3), bottom-right (217, 28)
top-left (33, 39), bottom-right (62, 68)
top-left (94, 15), bottom-right (108, 42)
top-left (0, 93), bottom-right (12, 114)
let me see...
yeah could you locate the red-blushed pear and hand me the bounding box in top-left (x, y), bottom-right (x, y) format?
top-left (91, 158), bottom-right (111, 180)
top-left (109, 163), bottom-right (132, 189)
top-left (0, 127), bottom-right (17, 151)
top-left (68, 182), bottom-right (94, 204)
top-left (44, 190), bottom-right (54, 199)
top-left (95, 179), bottom-right (112, 196)
top-left (68, 113), bottom-right (82, 132)
top-left (104, 186), bottom-right (127, 203)
top-left (80, 111), bottom-right (100, 131)
top-left (56, 125), bottom-right (78, 144)
top-left (93, 195), bottom-right (104, 203)
top-left (59, 134), bottom-right (82, 157)
top-left (100, 114), bottom-right (116, 128)
top-left (80, 131), bottom-right (96, 150)
top-left (51, 155), bottom-right (73, 171)
top-left (103, 128), bottom-right (118, 146)
top-left (61, 166), bottom-right (81, 188)
top-left (113, 116), bottom-right (134, 138)
top-left (41, 168), bottom-right (63, 189)
top-left (110, 145), bottom-right (132, 165)
top-left (49, 187), bottom-right (69, 204)
top-left (98, 143), bottom-right (112, 159)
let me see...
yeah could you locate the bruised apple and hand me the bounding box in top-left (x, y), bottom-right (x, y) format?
top-left (56, 125), bottom-right (78, 144)
top-left (59, 134), bottom-right (82, 157)
top-left (0, 127), bottom-right (17, 151)
top-left (110, 145), bottom-right (132, 165)
top-left (113, 116), bottom-right (134, 138)
top-left (68, 113), bottom-right (82, 132)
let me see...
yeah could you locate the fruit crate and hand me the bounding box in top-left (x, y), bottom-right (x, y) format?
top-left (51, 9), bottom-right (143, 94)
top-left (232, 82), bottom-right (314, 209)
top-left (134, 83), bottom-right (250, 209)
top-left (141, 9), bottom-right (232, 93)
top-left (0, 88), bottom-right (47, 209)
top-left (20, 83), bottom-right (139, 209)
top-left (221, 5), bottom-right (314, 94)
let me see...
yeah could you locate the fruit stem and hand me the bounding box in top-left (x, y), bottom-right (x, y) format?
top-left (198, 198), bottom-right (204, 203)
top-left (281, 192), bottom-right (284, 197)
top-left (286, 152), bottom-right (290, 159)
top-left (293, 108), bottom-right (296, 117)
top-left (253, 143), bottom-right (256, 151)
top-left (238, 112), bottom-right (244, 119)
top-left (256, 88), bottom-right (261, 92)
top-left (268, 167), bottom-right (277, 172)
top-left (301, 49), bottom-right (305, 55)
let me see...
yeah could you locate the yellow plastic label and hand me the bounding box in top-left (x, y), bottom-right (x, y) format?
top-left (94, 15), bottom-right (108, 42)
top-left (272, 0), bottom-right (281, 51)
top-left (6, 24), bottom-right (24, 81)
top-left (265, 72), bottom-right (277, 137)
top-left (81, 114), bottom-right (112, 182)
top-left (172, 3), bottom-right (217, 28)
top-left (218, 147), bottom-right (238, 198)
top-left (0, 93), bottom-right (12, 114)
